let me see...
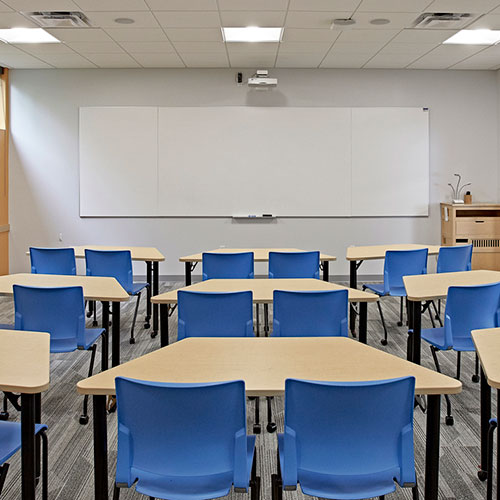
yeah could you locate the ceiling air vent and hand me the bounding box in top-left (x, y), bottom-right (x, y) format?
top-left (26, 11), bottom-right (92, 28)
top-left (413, 12), bottom-right (476, 29)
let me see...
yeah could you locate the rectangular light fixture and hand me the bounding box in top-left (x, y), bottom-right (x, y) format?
top-left (0, 28), bottom-right (60, 44)
top-left (222, 27), bottom-right (282, 43)
top-left (443, 29), bottom-right (500, 45)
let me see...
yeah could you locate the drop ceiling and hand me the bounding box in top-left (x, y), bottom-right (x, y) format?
top-left (1, 0), bottom-right (500, 69)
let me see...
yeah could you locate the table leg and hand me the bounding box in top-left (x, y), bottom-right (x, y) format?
top-left (425, 394), bottom-right (441, 500)
top-left (480, 367), bottom-right (492, 481)
top-left (322, 260), bottom-right (329, 282)
top-left (264, 304), bottom-right (269, 336)
top-left (349, 261), bottom-right (357, 335)
top-left (35, 393), bottom-right (41, 482)
top-left (111, 302), bottom-right (120, 368)
top-left (101, 301), bottom-right (109, 371)
top-left (93, 395), bottom-right (108, 500)
top-left (410, 300), bottom-right (422, 365)
top-left (496, 390), bottom-right (499, 500)
top-left (160, 304), bottom-right (169, 347)
top-left (152, 262), bottom-right (159, 338)
top-left (145, 261), bottom-right (152, 327)
top-left (21, 393), bottom-right (36, 500)
top-left (185, 261), bottom-right (192, 286)
top-left (358, 302), bottom-right (367, 344)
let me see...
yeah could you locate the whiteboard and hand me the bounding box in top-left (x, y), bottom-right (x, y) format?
top-left (79, 106), bottom-right (429, 217)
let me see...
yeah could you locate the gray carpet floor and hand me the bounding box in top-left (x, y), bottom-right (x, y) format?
top-left (0, 280), bottom-right (493, 500)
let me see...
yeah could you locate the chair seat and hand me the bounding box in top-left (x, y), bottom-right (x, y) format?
top-left (421, 327), bottom-right (475, 352)
top-left (133, 435), bottom-right (256, 500)
top-left (364, 283), bottom-right (406, 297)
top-left (50, 328), bottom-right (105, 353)
top-left (0, 421), bottom-right (47, 464)
top-left (278, 434), bottom-right (397, 500)
top-left (131, 282), bottom-right (148, 296)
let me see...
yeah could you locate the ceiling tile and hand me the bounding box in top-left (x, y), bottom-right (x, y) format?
top-left (276, 51), bottom-right (325, 67)
top-left (320, 52), bottom-right (372, 67)
top-left (379, 42), bottom-right (437, 55)
top-left (0, 52), bottom-right (52, 67)
top-left (218, 0), bottom-right (288, 10)
top-left (336, 29), bottom-right (399, 42)
top-left (219, 11), bottom-right (286, 26)
top-left (154, 11), bottom-right (221, 28)
top-left (84, 11), bottom-right (160, 28)
top-left (83, 52), bottom-right (140, 67)
top-left (363, 53), bottom-right (419, 68)
top-left (289, 0), bottom-right (359, 11)
top-left (226, 42), bottom-right (278, 54)
top-left (104, 28), bottom-right (167, 41)
top-left (390, 29), bottom-right (458, 44)
top-left (0, 1), bottom-right (12, 11)
top-left (329, 40), bottom-right (386, 53)
top-left (279, 41), bottom-right (332, 53)
top-left (36, 52), bottom-right (97, 67)
top-left (467, 14), bottom-right (500, 30)
top-left (74, 0), bottom-right (149, 10)
top-left (451, 51), bottom-right (500, 69)
top-left (408, 44), bottom-right (485, 69)
top-left (3, 0), bottom-right (80, 9)
top-left (282, 28), bottom-right (341, 42)
top-left (171, 41), bottom-right (225, 52)
top-left (67, 41), bottom-right (124, 53)
top-left (0, 12), bottom-right (37, 28)
top-left (227, 52), bottom-right (276, 67)
top-left (131, 51), bottom-right (184, 66)
top-left (46, 28), bottom-right (113, 42)
top-left (357, 0), bottom-right (432, 12)
top-left (165, 28), bottom-right (222, 41)
top-left (146, 0), bottom-right (217, 10)
top-left (425, 0), bottom-right (500, 13)
top-left (285, 11), bottom-right (351, 29)
top-left (490, 5), bottom-right (500, 13)
top-left (180, 51), bottom-right (229, 67)
top-left (119, 41), bottom-right (175, 52)
top-left (0, 43), bottom-right (24, 54)
top-left (14, 42), bottom-right (74, 53)
top-left (350, 12), bottom-right (419, 29)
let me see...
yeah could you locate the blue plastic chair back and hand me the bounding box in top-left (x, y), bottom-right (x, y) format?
top-left (442, 281), bottom-right (500, 349)
top-left (30, 247), bottom-right (76, 275)
top-left (437, 245), bottom-right (472, 273)
top-left (178, 290), bottom-right (254, 340)
top-left (282, 377), bottom-right (416, 497)
top-left (384, 249), bottom-right (428, 295)
top-left (269, 251), bottom-right (320, 279)
top-left (202, 252), bottom-right (254, 280)
top-left (273, 290), bottom-right (348, 337)
top-left (13, 285), bottom-right (86, 352)
top-left (85, 249), bottom-right (133, 294)
top-left (115, 377), bottom-right (248, 491)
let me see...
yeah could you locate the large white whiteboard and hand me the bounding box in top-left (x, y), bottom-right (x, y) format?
top-left (79, 106), bottom-right (429, 217)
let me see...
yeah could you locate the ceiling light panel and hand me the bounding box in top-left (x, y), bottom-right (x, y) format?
top-left (222, 26), bottom-right (283, 42)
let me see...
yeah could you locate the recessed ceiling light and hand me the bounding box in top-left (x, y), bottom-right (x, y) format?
top-left (443, 29), bottom-right (500, 45)
top-left (222, 27), bottom-right (282, 43)
top-left (370, 18), bottom-right (390, 25)
top-left (332, 18), bottom-right (355, 26)
top-left (0, 27), bottom-right (60, 43)
top-left (114, 17), bottom-right (135, 24)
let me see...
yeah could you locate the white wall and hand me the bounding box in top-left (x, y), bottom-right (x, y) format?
top-left (8, 68), bottom-right (499, 277)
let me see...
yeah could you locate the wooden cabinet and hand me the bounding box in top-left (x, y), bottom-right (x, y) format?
top-left (441, 203), bottom-right (500, 270)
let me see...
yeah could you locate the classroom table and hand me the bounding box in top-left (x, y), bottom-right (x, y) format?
top-left (0, 329), bottom-right (50, 500)
top-left (151, 278), bottom-right (377, 346)
top-left (403, 270), bottom-right (500, 365)
top-left (179, 248), bottom-right (337, 285)
top-left (0, 274), bottom-right (129, 367)
top-left (77, 336), bottom-right (462, 500)
top-left (72, 246), bottom-right (165, 338)
top-left (472, 328), bottom-right (500, 496)
top-left (346, 244), bottom-right (441, 335)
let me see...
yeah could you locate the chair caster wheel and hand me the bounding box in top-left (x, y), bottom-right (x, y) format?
top-left (0, 411), bottom-right (9, 421)
top-left (79, 415), bottom-right (89, 425)
top-left (381, 339), bottom-right (388, 346)
top-left (445, 415), bottom-right (454, 426)
top-left (150, 331), bottom-right (158, 339)
top-left (144, 323), bottom-right (150, 329)
top-left (478, 470), bottom-right (488, 481)
top-left (92, 321), bottom-right (98, 327)
top-left (253, 424), bottom-right (261, 434)
top-left (129, 338), bottom-right (135, 344)
top-left (472, 374), bottom-right (480, 383)
top-left (267, 422), bottom-right (277, 433)
top-left (397, 321), bottom-right (403, 327)
top-left (86, 311), bottom-right (92, 318)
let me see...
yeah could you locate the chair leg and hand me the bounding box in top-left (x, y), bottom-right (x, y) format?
top-left (431, 300), bottom-right (443, 327)
top-left (112, 485), bottom-right (120, 500)
top-left (425, 301), bottom-right (436, 328)
top-left (271, 449), bottom-right (283, 500)
top-left (130, 292), bottom-right (141, 345)
top-left (40, 430), bottom-right (48, 500)
top-left (0, 463), bottom-right (9, 496)
top-left (430, 346), bottom-right (454, 426)
top-left (473, 352), bottom-right (480, 383)
top-left (255, 304), bottom-right (260, 337)
top-left (0, 393), bottom-right (8, 420)
top-left (376, 301), bottom-right (388, 346)
top-left (436, 298), bottom-right (441, 319)
top-left (250, 450), bottom-right (260, 500)
top-left (266, 396), bottom-right (276, 433)
top-left (253, 397), bottom-right (261, 434)
top-left (92, 301), bottom-right (98, 327)
top-left (456, 351), bottom-right (461, 380)
top-left (412, 482), bottom-right (420, 500)
top-left (80, 344), bottom-right (97, 425)
top-left (397, 297), bottom-right (404, 326)
top-left (264, 304), bottom-right (269, 337)
top-left (379, 496), bottom-right (385, 500)
top-left (87, 299), bottom-right (93, 318)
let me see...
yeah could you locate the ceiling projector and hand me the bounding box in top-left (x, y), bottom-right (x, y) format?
top-left (248, 70), bottom-right (277, 88)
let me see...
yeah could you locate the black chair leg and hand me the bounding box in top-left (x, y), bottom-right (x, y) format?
top-left (264, 304), bottom-right (269, 337)
top-left (92, 301), bottom-right (98, 327)
top-left (253, 397), bottom-right (261, 434)
top-left (40, 430), bottom-right (48, 500)
top-left (0, 393), bottom-right (8, 420)
top-left (130, 292), bottom-right (141, 344)
top-left (487, 419), bottom-right (497, 500)
top-left (377, 301), bottom-right (388, 346)
top-left (255, 304), bottom-right (260, 337)
top-left (250, 450), bottom-right (261, 500)
top-left (266, 396), bottom-right (276, 433)
top-left (80, 344), bottom-right (97, 425)
top-left (0, 463), bottom-right (9, 495)
top-left (424, 301), bottom-right (436, 328)
top-left (271, 449), bottom-right (283, 500)
top-left (456, 351), bottom-right (461, 380)
top-left (87, 299), bottom-right (93, 318)
top-left (412, 482), bottom-right (420, 500)
top-left (112, 485), bottom-right (120, 500)
top-left (397, 297), bottom-right (404, 326)
top-left (473, 352), bottom-right (480, 383)
top-left (430, 346), bottom-right (454, 425)
top-left (379, 496), bottom-right (385, 500)
top-left (431, 300), bottom-right (443, 327)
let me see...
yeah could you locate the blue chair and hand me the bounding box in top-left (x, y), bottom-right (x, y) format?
top-left (268, 251), bottom-right (320, 280)
top-left (422, 281), bottom-right (500, 426)
top-left (273, 377), bottom-right (418, 500)
top-left (13, 285), bottom-right (107, 425)
top-left (273, 290), bottom-right (348, 337)
top-left (202, 252), bottom-right (254, 280)
top-left (85, 249), bottom-right (149, 344)
top-left (113, 377), bottom-right (260, 500)
top-left (30, 247), bottom-right (77, 275)
top-left (177, 290), bottom-right (254, 340)
top-left (363, 248), bottom-right (428, 346)
top-left (0, 421), bottom-right (48, 499)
